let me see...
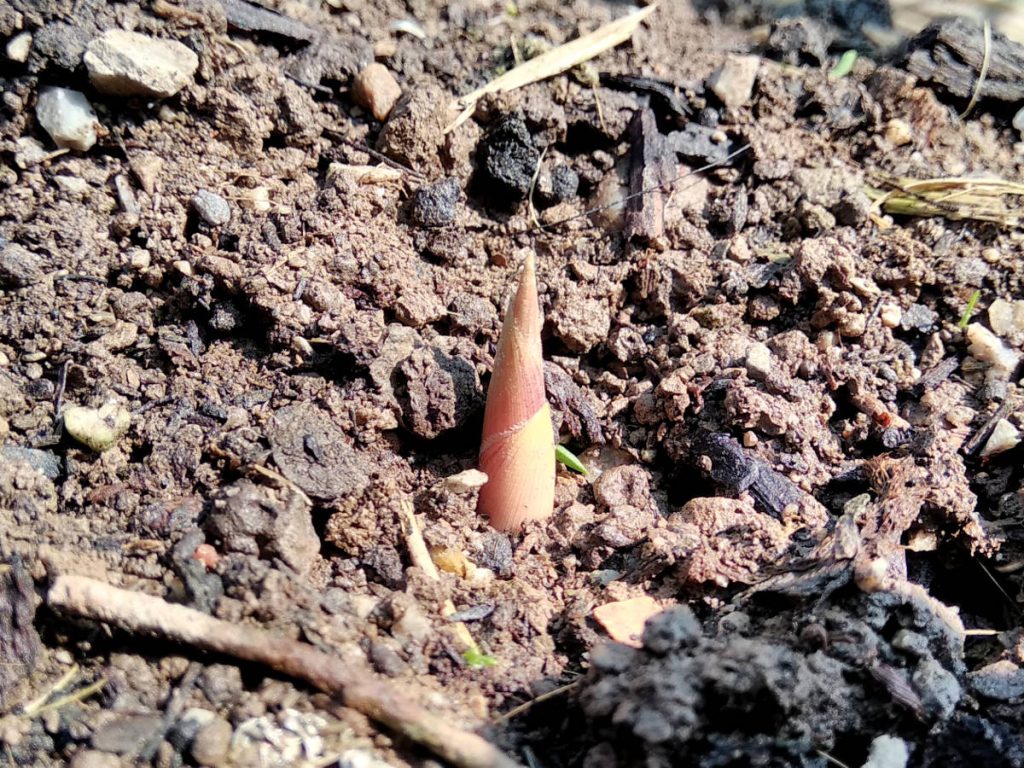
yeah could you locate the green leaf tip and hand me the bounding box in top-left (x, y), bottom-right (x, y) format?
top-left (463, 647), bottom-right (499, 668)
top-left (555, 445), bottom-right (588, 475)
top-left (959, 290), bottom-right (981, 330)
top-left (829, 50), bottom-right (858, 80)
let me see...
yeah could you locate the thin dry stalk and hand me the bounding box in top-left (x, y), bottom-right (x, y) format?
top-left (399, 500), bottom-right (479, 652)
top-left (446, 4), bottom-right (657, 131)
top-left (867, 174), bottom-right (1024, 226)
top-left (47, 575), bottom-right (522, 768)
top-left (960, 18), bottom-right (992, 119)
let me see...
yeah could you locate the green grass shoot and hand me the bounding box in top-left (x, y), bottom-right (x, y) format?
top-left (555, 445), bottom-right (587, 475)
top-left (829, 50), bottom-right (858, 80)
top-left (959, 290), bottom-right (981, 329)
top-left (463, 647), bottom-right (499, 668)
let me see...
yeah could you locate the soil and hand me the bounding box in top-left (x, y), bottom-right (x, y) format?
top-left (2, 1), bottom-right (1024, 767)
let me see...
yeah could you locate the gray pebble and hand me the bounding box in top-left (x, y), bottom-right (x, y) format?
top-left (1, 447), bottom-right (62, 480)
top-left (191, 190), bottom-right (231, 226)
top-left (190, 716), bottom-right (232, 767)
top-left (901, 303), bottom-right (938, 333)
top-left (968, 659), bottom-right (1024, 701)
top-left (91, 713), bottom-right (164, 754)
top-left (0, 242), bottom-right (43, 287)
top-left (411, 177), bottom-right (460, 227)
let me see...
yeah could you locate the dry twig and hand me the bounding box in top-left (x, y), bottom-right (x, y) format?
top-left (399, 500), bottom-right (479, 652)
top-left (48, 575), bottom-right (522, 768)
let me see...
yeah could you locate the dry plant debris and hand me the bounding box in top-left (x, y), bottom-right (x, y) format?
top-left (47, 575), bottom-right (521, 768)
top-left (447, 4), bottom-right (658, 130)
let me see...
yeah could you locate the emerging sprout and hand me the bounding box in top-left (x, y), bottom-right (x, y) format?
top-left (555, 444), bottom-right (588, 475)
top-left (477, 254), bottom-right (556, 532)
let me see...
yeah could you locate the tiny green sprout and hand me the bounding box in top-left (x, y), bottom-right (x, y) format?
top-left (555, 445), bottom-right (588, 475)
top-left (463, 647), bottom-right (499, 668)
top-left (829, 50), bottom-right (858, 80)
top-left (959, 290), bottom-right (981, 329)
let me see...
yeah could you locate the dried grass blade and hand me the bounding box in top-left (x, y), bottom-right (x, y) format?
top-left (446, 4), bottom-right (658, 131)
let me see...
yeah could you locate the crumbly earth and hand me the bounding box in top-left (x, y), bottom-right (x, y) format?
top-left (2, 0), bottom-right (1024, 766)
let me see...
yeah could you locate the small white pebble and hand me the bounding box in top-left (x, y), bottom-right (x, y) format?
top-left (173, 259), bottom-right (193, 277)
top-left (982, 247), bottom-right (1001, 263)
top-left (840, 313), bottom-right (867, 337)
top-left (35, 86), bottom-right (99, 151)
top-left (862, 734), bottom-right (909, 768)
top-left (128, 249), bottom-right (151, 270)
top-left (884, 118), bottom-right (913, 147)
top-left (879, 304), bottom-right (901, 328)
top-left (744, 342), bottom-right (773, 381)
top-left (980, 418), bottom-right (1021, 458)
top-left (6, 31), bottom-right (32, 63)
top-left (966, 323), bottom-right (1020, 379)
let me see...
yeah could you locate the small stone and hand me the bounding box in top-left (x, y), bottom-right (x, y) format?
top-left (84, 29), bottom-right (198, 98)
top-left (63, 401), bottom-right (131, 452)
top-left (900, 303), bottom-right (937, 332)
top-left (376, 83), bottom-right (449, 172)
top-left (411, 177), bottom-right (460, 227)
top-left (131, 152), bottom-right (163, 195)
top-left (593, 596), bottom-right (664, 648)
top-left (28, 21), bottom-right (88, 73)
top-left (982, 246), bottom-right (1001, 263)
top-left (980, 418), bottom-right (1020, 458)
top-left (967, 323), bottom-right (1021, 380)
top-left (352, 62), bottom-right (402, 121)
top-left (191, 190), bottom-right (231, 226)
top-left (190, 716), bottom-right (232, 767)
top-left (35, 86), bottom-right (98, 151)
top-left (0, 242), bottom-right (44, 287)
top-left (884, 118), bottom-right (913, 147)
top-left (1014, 105), bottom-right (1024, 135)
top-left (0, 447), bottom-right (62, 480)
top-left (879, 304), bottom-right (901, 328)
top-left (53, 175), bottom-right (89, 195)
top-left (968, 659), bottom-right (1024, 701)
top-left (128, 249), bottom-right (151, 270)
top-left (744, 342), bottom-right (772, 381)
top-left (839, 313), bottom-right (866, 337)
top-left (862, 735), bottom-right (909, 768)
top-left (440, 468), bottom-right (488, 493)
top-left (538, 164), bottom-right (579, 206)
top-left (6, 31), bottom-right (31, 63)
top-left (987, 298), bottom-right (1024, 338)
top-left (706, 55), bottom-right (760, 110)
top-left (91, 713), bottom-right (164, 753)
top-left (69, 750), bottom-right (121, 768)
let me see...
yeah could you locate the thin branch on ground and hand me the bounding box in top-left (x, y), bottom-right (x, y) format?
top-left (48, 575), bottom-right (523, 768)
